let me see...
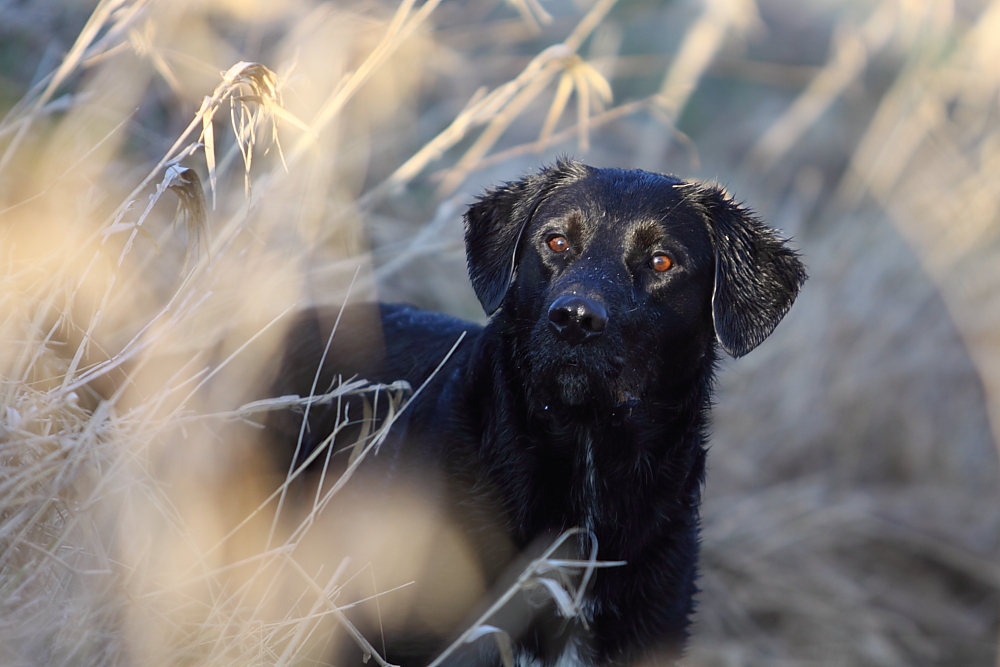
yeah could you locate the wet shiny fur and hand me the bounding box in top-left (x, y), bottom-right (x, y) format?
top-left (268, 160), bottom-right (806, 666)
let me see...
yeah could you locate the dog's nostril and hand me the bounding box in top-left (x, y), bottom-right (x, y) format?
top-left (548, 295), bottom-right (608, 344)
top-left (580, 313), bottom-right (606, 333)
top-left (549, 307), bottom-right (571, 328)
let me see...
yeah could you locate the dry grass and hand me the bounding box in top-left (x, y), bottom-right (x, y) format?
top-left (1, 0), bottom-right (998, 665)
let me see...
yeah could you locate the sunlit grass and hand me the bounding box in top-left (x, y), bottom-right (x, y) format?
top-left (1, 0), bottom-right (999, 665)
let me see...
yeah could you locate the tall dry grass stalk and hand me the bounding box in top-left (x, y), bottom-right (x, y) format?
top-left (836, 0), bottom-right (1000, 458)
top-left (745, 0), bottom-right (1000, 467)
top-left (1, 0), bottom-right (998, 665)
top-left (0, 1), bottom-right (648, 664)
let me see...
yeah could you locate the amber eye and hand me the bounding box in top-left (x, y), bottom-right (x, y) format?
top-left (651, 254), bottom-right (673, 272)
top-left (547, 235), bottom-right (570, 253)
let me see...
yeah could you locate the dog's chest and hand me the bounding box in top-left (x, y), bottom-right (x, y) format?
top-left (572, 432), bottom-right (603, 535)
top-left (513, 599), bottom-right (601, 667)
top-left (518, 435), bottom-right (606, 667)
top-left (515, 637), bottom-right (595, 667)
top-left (524, 424), bottom-right (608, 533)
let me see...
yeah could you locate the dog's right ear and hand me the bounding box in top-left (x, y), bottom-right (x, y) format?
top-left (697, 184), bottom-right (807, 358)
top-left (465, 160), bottom-right (587, 315)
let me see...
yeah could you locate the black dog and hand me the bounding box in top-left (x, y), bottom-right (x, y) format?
top-left (268, 159), bottom-right (805, 666)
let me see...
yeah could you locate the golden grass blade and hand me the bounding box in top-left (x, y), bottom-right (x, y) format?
top-left (288, 0), bottom-right (443, 164)
top-left (537, 70), bottom-right (575, 149)
top-left (219, 62), bottom-right (284, 200)
top-left (368, 0), bottom-right (622, 202)
top-left (506, 0), bottom-right (553, 32)
top-left (0, 113), bottom-right (131, 219)
top-left (58, 257), bottom-right (116, 393)
top-left (229, 380), bottom-right (376, 420)
top-left (166, 166), bottom-right (209, 264)
top-left (283, 557), bottom-right (401, 667)
top-left (831, 0), bottom-right (1000, 473)
top-left (305, 332), bottom-right (468, 527)
top-left (349, 393), bottom-right (376, 467)
top-left (530, 577), bottom-right (578, 618)
top-left (656, 0), bottom-right (760, 126)
top-left (437, 0), bottom-right (620, 194)
top-left (425, 528), bottom-right (625, 667)
top-left (563, 0), bottom-right (619, 52)
top-left (744, 2), bottom-right (897, 175)
top-left (128, 20), bottom-right (183, 97)
top-left (201, 98), bottom-right (218, 209)
top-left (437, 65), bottom-right (559, 196)
top-left (572, 65), bottom-right (592, 151)
top-left (103, 107), bottom-right (209, 234)
top-left (472, 97), bottom-right (651, 170)
top-left (113, 158), bottom-right (210, 266)
top-left (578, 60), bottom-right (613, 107)
top-left (576, 59), bottom-right (613, 153)
top-left (465, 625), bottom-right (516, 667)
top-left (359, 44), bottom-right (571, 208)
top-left (0, 0), bottom-right (137, 175)
top-left (270, 267), bottom-right (363, 549)
top-left (273, 558), bottom-right (354, 667)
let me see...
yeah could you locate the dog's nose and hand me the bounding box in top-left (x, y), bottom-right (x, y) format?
top-left (548, 295), bottom-right (607, 345)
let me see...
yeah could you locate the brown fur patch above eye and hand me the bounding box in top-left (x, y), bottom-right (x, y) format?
top-left (632, 222), bottom-right (663, 249)
top-left (564, 210), bottom-right (584, 237)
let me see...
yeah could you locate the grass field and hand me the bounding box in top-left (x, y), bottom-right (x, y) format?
top-left (1, 0), bottom-right (999, 665)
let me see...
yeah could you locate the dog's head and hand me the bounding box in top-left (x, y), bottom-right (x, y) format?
top-left (465, 159), bottom-right (806, 409)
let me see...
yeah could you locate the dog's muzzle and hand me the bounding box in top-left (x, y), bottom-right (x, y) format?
top-left (547, 295), bottom-right (607, 345)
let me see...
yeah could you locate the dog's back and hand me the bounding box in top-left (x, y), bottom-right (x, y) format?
top-left (268, 303), bottom-right (479, 471)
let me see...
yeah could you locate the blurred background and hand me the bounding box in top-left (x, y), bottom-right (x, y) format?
top-left (1, 0), bottom-right (998, 665)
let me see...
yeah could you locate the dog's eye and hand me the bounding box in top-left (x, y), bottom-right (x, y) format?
top-left (547, 236), bottom-right (570, 253)
top-left (651, 254), bottom-right (673, 272)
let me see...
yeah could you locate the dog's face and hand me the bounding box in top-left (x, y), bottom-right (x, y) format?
top-left (509, 172), bottom-right (718, 409)
top-left (465, 160), bottom-right (806, 411)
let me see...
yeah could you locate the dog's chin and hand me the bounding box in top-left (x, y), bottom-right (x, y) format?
top-left (538, 364), bottom-right (645, 413)
top-left (555, 370), bottom-right (590, 406)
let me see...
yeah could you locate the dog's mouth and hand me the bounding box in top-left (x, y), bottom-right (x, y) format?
top-left (542, 365), bottom-right (643, 417)
top-left (528, 343), bottom-right (638, 410)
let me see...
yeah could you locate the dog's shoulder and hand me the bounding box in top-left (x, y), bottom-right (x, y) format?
top-left (378, 302), bottom-right (482, 389)
top-left (266, 303), bottom-right (478, 471)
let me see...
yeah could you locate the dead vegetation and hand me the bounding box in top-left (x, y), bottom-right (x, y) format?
top-left (0, 0), bottom-right (998, 665)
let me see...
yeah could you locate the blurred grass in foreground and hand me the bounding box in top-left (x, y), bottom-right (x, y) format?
top-left (1, 0), bottom-right (999, 665)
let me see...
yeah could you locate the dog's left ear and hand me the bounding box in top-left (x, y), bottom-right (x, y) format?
top-left (465, 159), bottom-right (587, 315)
top-left (697, 184), bottom-right (807, 358)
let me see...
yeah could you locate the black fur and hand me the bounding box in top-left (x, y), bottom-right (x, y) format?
top-left (267, 160), bottom-right (806, 666)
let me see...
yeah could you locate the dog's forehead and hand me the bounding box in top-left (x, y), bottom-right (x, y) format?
top-left (538, 169), bottom-right (708, 242)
